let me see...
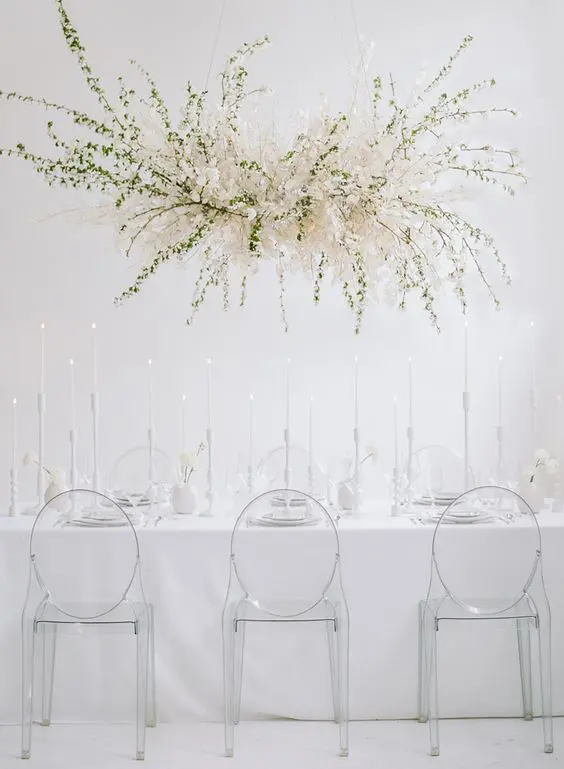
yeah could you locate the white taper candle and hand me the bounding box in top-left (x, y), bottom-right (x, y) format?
top-left (249, 394), bottom-right (254, 470)
top-left (181, 393), bottom-right (186, 455)
top-left (147, 358), bottom-right (153, 431)
top-left (12, 397), bottom-right (17, 471)
top-left (91, 322), bottom-right (98, 392)
top-left (207, 358), bottom-right (212, 430)
top-left (69, 358), bottom-right (76, 433)
top-left (40, 322), bottom-right (45, 393)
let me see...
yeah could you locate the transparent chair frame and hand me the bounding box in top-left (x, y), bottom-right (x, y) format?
top-left (409, 444), bottom-right (472, 503)
top-left (221, 489), bottom-right (349, 758)
top-left (418, 485), bottom-right (553, 756)
top-left (21, 490), bottom-right (156, 761)
top-left (108, 444), bottom-right (174, 512)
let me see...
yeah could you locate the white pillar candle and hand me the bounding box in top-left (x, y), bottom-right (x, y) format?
top-left (91, 322), bottom-right (98, 392)
top-left (181, 393), bottom-right (187, 455)
top-left (207, 358), bottom-right (212, 430)
top-left (497, 356), bottom-right (503, 426)
top-left (69, 358), bottom-right (76, 432)
top-left (147, 359), bottom-right (153, 431)
top-left (249, 394), bottom-right (254, 469)
top-left (285, 358), bottom-right (291, 434)
top-left (12, 397), bottom-right (17, 471)
top-left (40, 322), bottom-right (45, 393)
top-left (464, 321), bottom-right (469, 392)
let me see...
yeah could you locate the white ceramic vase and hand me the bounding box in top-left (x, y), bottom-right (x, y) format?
top-left (44, 481), bottom-right (68, 511)
top-left (172, 483), bottom-right (198, 515)
top-left (520, 466), bottom-right (553, 514)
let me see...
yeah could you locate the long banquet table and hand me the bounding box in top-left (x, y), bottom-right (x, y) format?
top-left (1, 510), bottom-right (564, 725)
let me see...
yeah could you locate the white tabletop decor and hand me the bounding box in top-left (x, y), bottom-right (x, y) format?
top-left (0, 1), bottom-right (523, 331)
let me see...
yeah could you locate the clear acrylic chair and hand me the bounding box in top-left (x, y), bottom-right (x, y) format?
top-left (418, 485), bottom-right (552, 756)
top-left (21, 489), bottom-right (156, 760)
top-left (410, 445), bottom-right (471, 502)
top-left (222, 489), bottom-right (349, 757)
top-left (108, 445), bottom-right (174, 516)
top-left (256, 445), bottom-right (326, 498)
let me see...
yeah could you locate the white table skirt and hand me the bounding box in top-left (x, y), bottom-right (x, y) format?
top-left (1, 511), bottom-right (564, 724)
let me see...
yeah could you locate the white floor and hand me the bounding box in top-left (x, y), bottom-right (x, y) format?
top-left (0, 718), bottom-right (560, 769)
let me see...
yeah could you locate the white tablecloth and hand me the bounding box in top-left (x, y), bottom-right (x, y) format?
top-left (1, 511), bottom-right (563, 724)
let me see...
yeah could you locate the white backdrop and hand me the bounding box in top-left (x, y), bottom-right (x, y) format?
top-left (0, 0), bottom-right (563, 504)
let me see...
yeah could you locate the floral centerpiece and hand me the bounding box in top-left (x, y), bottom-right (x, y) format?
top-left (0, 1), bottom-right (524, 330)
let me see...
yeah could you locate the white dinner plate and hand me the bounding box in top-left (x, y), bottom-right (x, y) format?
top-left (252, 515), bottom-right (320, 527)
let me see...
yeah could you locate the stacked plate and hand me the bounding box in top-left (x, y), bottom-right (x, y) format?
top-left (252, 495), bottom-right (321, 527)
top-left (107, 490), bottom-right (152, 509)
top-left (414, 491), bottom-right (462, 507)
top-left (425, 508), bottom-right (492, 525)
top-left (63, 509), bottom-right (141, 528)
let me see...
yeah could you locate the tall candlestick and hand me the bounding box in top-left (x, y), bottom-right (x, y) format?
top-left (10, 397), bottom-right (18, 517)
top-left (12, 397), bottom-right (17, 471)
top-left (408, 358), bottom-right (413, 430)
top-left (207, 358), bottom-right (212, 430)
top-left (530, 321), bottom-right (537, 449)
top-left (285, 358), bottom-right (291, 434)
top-left (393, 395), bottom-right (399, 472)
top-left (91, 322), bottom-right (98, 392)
top-left (308, 396), bottom-right (314, 495)
top-left (40, 322), bottom-right (45, 392)
top-left (249, 394), bottom-right (254, 471)
top-left (464, 321), bottom-right (469, 392)
top-left (69, 358), bottom-right (76, 432)
top-left (530, 321), bottom-right (536, 391)
top-left (497, 356), bottom-right (503, 426)
top-left (181, 393), bottom-right (186, 455)
top-left (147, 358), bottom-right (153, 430)
top-left (354, 357), bottom-right (359, 431)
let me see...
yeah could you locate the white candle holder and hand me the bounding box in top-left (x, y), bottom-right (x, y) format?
top-left (91, 392), bottom-right (100, 493)
top-left (201, 427), bottom-right (215, 516)
top-left (391, 465), bottom-right (400, 516)
top-left (69, 428), bottom-right (78, 490)
top-left (496, 425), bottom-right (504, 486)
top-left (353, 427), bottom-right (361, 516)
top-left (284, 428), bottom-right (290, 489)
top-left (462, 391), bottom-right (470, 489)
top-left (9, 468), bottom-right (18, 517)
top-left (22, 392), bottom-right (46, 516)
top-left (406, 425), bottom-right (414, 505)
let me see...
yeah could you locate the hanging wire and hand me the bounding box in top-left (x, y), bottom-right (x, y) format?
top-left (348, 0), bottom-right (375, 117)
top-left (204, 0), bottom-right (228, 91)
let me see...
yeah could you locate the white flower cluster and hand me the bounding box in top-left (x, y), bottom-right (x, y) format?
top-left (0, 1), bottom-right (524, 331)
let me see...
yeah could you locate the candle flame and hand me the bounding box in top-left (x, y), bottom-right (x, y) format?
top-left (12, 397), bottom-right (17, 407)
top-left (207, 357), bottom-right (212, 365)
top-left (286, 357), bottom-right (291, 364)
top-left (558, 394), bottom-right (562, 403)
top-left (69, 358), bottom-right (74, 366)
top-left (249, 393), bottom-right (254, 401)
top-left (310, 395), bottom-right (314, 404)
top-left (91, 322), bottom-right (96, 330)
top-left (40, 322), bottom-right (45, 330)
top-left (408, 356), bottom-right (412, 365)
top-left (148, 358), bottom-right (152, 366)
top-left (393, 394), bottom-right (398, 405)
top-left (498, 355), bottom-right (503, 363)
top-left (530, 320), bottom-right (535, 329)
top-left (182, 393), bottom-right (186, 402)
top-left (464, 320), bottom-right (468, 329)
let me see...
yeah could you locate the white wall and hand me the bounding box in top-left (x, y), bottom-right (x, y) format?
top-left (0, 0), bottom-right (562, 505)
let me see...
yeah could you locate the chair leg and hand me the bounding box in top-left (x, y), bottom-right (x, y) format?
top-left (40, 624), bottom-right (57, 726)
top-left (418, 602), bottom-right (428, 723)
top-left (336, 607), bottom-right (349, 757)
top-left (21, 620), bottom-right (36, 760)
top-left (427, 617), bottom-right (440, 757)
top-left (516, 618), bottom-right (532, 721)
top-left (135, 615), bottom-right (149, 761)
top-left (146, 605), bottom-right (157, 728)
top-left (222, 608), bottom-right (236, 758)
top-left (536, 607), bottom-right (553, 753)
top-left (326, 617), bottom-right (339, 723)
top-left (233, 618), bottom-right (246, 726)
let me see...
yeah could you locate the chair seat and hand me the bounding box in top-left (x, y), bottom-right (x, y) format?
top-left (422, 595), bottom-right (537, 622)
top-left (34, 600), bottom-right (148, 628)
top-left (228, 596), bottom-right (341, 623)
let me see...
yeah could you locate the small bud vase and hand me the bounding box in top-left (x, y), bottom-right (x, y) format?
top-left (172, 482), bottom-right (198, 515)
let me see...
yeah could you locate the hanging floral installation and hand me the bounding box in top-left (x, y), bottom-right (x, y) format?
top-left (0, 0), bottom-right (524, 331)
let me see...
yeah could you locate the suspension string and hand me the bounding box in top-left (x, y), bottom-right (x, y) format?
top-left (348, 0), bottom-right (374, 118)
top-left (204, 0), bottom-right (228, 92)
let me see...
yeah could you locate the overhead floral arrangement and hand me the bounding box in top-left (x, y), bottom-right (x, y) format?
top-left (0, 0), bottom-right (524, 331)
